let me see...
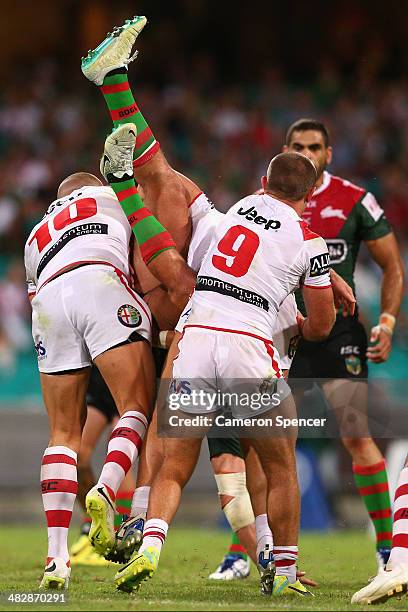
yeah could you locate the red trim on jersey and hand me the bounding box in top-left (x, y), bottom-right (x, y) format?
top-left (184, 324), bottom-right (273, 344)
top-left (42, 454), bottom-right (76, 466)
top-left (264, 341), bottom-right (282, 378)
top-left (299, 219), bottom-right (321, 241)
top-left (37, 259), bottom-right (119, 292)
top-left (188, 191), bottom-right (204, 208)
top-left (303, 284), bottom-right (332, 290)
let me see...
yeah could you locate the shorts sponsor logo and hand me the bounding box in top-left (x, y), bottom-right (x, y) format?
top-left (309, 253), bottom-right (330, 277)
top-left (117, 304), bottom-right (142, 328)
top-left (341, 345), bottom-right (360, 356)
top-left (169, 379), bottom-right (192, 395)
top-left (35, 340), bottom-right (46, 361)
top-left (345, 355), bottom-right (362, 376)
top-left (325, 239), bottom-right (348, 264)
top-left (196, 275), bottom-right (269, 311)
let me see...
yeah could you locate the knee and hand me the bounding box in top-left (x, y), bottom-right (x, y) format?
top-left (214, 472), bottom-right (254, 531)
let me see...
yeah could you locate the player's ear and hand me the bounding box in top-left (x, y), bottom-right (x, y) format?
top-left (326, 146), bottom-right (333, 165)
top-left (261, 175), bottom-right (267, 191)
top-left (282, 144), bottom-right (289, 153)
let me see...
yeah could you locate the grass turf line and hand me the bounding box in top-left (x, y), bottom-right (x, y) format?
top-left (0, 527), bottom-right (407, 611)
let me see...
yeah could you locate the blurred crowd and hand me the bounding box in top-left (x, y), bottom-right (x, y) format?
top-left (1, 46), bottom-right (408, 371)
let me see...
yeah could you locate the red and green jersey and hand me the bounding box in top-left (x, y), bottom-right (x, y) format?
top-left (301, 171), bottom-right (391, 296)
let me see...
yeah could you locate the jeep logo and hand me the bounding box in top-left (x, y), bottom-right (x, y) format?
top-left (237, 206), bottom-right (281, 230)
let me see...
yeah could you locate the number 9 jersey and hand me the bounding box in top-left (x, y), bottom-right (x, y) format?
top-left (188, 192), bottom-right (332, 339)
top-left (24, 185), bottom-right (132, 296)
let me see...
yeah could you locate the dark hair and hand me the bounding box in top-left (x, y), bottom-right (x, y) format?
top-left (266, 152), bottom-right (317, 201)
top-left (286, 118), bottom-right (330, 148)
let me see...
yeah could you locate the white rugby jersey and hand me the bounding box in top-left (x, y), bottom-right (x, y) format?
top-left (188, 192), bottom-right (223, 272)
top-left (24, 185), bottom-right (131, 295)
top-left (186, 193), bottom-right (331, 338)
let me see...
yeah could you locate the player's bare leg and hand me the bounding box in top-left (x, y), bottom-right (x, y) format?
top-left (85, 339), bottom-right (155, 557)
top-left (322, 379), bottom-right (392, 568)
top-left (39, 367), bottom-right (90, 589)
top-left (114, 436), bottom-right (203, 592)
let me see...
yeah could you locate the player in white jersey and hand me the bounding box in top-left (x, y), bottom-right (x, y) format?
top-left (114, 152), bottom-right (336, 597)
top-left (25, 126), bottom-right (196, 590)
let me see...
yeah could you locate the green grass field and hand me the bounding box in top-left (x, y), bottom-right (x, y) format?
top-left (0, 527), bottom-right (407, 611)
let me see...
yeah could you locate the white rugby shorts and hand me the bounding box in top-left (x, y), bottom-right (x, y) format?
top-left (31, 264), bottom-right (151, 373)
top-left (171, 326), bottom-right (291, 418)
top-left (175, 294), bottom-right (300, 372)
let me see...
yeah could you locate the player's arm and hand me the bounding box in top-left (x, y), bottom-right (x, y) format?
top-left (301, 286), bottom-right (336, 341)
top-left (365, 232), bottom-right (405, 363)
top-left (299, 238), bottom-right (336, 341)
top-left (329, 268), bottom-right (356, 316)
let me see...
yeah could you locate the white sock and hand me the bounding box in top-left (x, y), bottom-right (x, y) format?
top-left (255, 514), bottom-right (273, 565)
top-left (131, 485), bottom-right (150, 519)
top-left (139, 518), bottom-right (168, 556)
top-left (274, 545), bottom-right (298, 583)
top-left (388, 467), bottom-right (408, 567)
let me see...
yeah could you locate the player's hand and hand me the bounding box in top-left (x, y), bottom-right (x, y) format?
top-left (367, 326), bottom-right (392, 363)
top-left (296, 569), bottom-right (318, 588)
top-left (330, 269), bottom-right (356, 316)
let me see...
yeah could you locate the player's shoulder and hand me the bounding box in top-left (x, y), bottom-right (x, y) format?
top-left (326, 173), bottom-right (366, 202)
top-left (298, 220), bottom-right (328, 254)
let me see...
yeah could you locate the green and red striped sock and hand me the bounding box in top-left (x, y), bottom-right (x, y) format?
top-left (228, 531), bottom-right (248, 561)
top-left (115, 490), bottom-right (133, 529)
top-left (353, 460), bottom-right (392, 550)
top-left (109, 175), bottom-right (175, 264)
top-left (100, 67), bottom-right (160, 167)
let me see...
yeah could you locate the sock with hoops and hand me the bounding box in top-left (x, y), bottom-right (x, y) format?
top-left (388, 467), bottom-right (408, 567)
top-left (100, 67), bottom-right (160, 166)
top-left (353, 460), bottom-right (392, 552)
top-left (97, 411), bottom-right (147, 500)
top-left (41, 446), bottom-right (78, 565)
top-left (139, 518), bottom-right (168, 556)
top-left (109, 175), bottom-right (176, 264)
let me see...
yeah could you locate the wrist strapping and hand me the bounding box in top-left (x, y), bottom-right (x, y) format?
top-left (379, 312), bottom-right (396, 336)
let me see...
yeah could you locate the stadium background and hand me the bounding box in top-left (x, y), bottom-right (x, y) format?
top-left (0, 0), bottom-right (407, 533)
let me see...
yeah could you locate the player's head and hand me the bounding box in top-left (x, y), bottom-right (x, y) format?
top-left (57, 172), bottom-right (103, 198)
top-left (283, 118), bottom-right (332, 180)
top-left (263, 152), bottom-right (317, 206)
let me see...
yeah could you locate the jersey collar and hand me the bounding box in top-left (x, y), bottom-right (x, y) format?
top-left (312, 171), bottom-right (331, 197)
top-left (262, 193), bottom-right (302, 220)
